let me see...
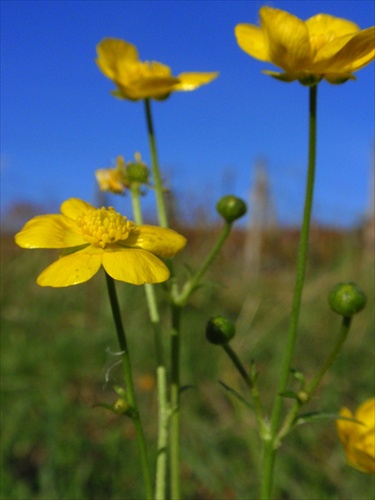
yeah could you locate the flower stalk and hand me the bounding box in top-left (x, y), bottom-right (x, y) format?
top-left (276, 316), bottom-right (353, 445)
top-left (173, 221), bottom-right (232, 307)
top-left (260, 84), bottom-right (318, 499)
top-left (169, 303), bottom-right (182, 500)
top-left (144, 98), bottom-right (169, 229)
top-left (129, 184), bottom-right (169, 499)
top-left (105, 271), bottom-right (153, 500)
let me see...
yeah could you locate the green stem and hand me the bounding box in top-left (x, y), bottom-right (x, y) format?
top-left (169, 304), bottom-right (182, 500)
top-left (174, 222), bottom-right (232, 306)
top-left (276, 315), bottom-right (352, 444)
top-left (105, 272), bottom-right (153, 500)
top-left (129, 185), bottom-right (168, 499)
top-left (260, 85), bottom-right (318, 500)
top-left (222, 343), bottom-right (253, 389)
top-left (144, 98), bottom-right (169, 228)
top-left (222, 344), bottom-right (266, 434)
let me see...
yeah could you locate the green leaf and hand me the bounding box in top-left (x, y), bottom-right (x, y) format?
top-left (219, 381), bottom-right (252, 410)
top-left (293, 412), bottom-right (364, 428)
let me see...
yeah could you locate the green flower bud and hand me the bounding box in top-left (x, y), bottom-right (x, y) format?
top-left (113, 397), bottom-right (130, 415)
top-left (206, 315), bottom-right (236, 345)
top-left (124, 152), bottom-right (150, 185)
top-left (328, 282), bottom-right (367, 317)
top-left (216, 195), bottom-right (247, 223)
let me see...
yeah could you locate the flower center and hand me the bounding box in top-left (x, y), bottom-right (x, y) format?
top-left (77, 207), bottom-right (134, 248)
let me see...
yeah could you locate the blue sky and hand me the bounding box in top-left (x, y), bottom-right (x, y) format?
top-left (1, 0), bottom-right (374, 228)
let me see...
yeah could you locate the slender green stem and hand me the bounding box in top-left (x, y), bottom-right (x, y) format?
top-left (155, 365), bottom-right (169, 500)
top-left (104, 272), bottom-right (153, 500)
top-left (169, 304), bottom-right (182, 500)
top-left (260, 85), bottom-right (318, 500)
top-left (222, 343), bottom-right (253, 388)
top-left (130, 184), bottom-right (144, 224)
top-left (129, 185), bottom-right (169, 499)
top-left (222, 345), bottom-right (266, 438)
top-left (276, 316), bottom-right (353, 444)
top-left (174, 222), bottom-right (232, 306)
top-left (144, 98), bottom-right (169, 228)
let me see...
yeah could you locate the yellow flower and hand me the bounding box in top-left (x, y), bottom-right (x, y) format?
top-left (235, 7), bottom-right (375, 84)
top-left (96, 38), bottom-right (219, 100)
top-left (15, 198), bottom-right (186, 287)
top-left (96, 156), bottom-right (128, 195)
top-left (336, 398), bottom-right (375, 474)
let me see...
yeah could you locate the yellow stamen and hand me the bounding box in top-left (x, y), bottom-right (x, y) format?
top-left (77, 207), bottom-right (134, 248)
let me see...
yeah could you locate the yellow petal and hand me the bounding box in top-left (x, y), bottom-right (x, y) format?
top-left (356, 398), bottom-right (375, 426)
top-left (96, 38), bottom-right (139, 80)
top-left (306, 13), bottom-right (359, 39)
top-left (235, 24), bottom-right (270, 62)
top-left (15, 214), bottom-right (86, 249)
top-left (60, 198), bottom-right (95, 220)
top-left (124, 225), bottom-right (187, 258)
top-left (174, 72), bottom-right (219, 91)
top-left (102, 247), bottom-right (170, 285)
top-left (328, 27), bottom-right (375, 72)
top-left (312, 33), bottom-right (357, 71)
top-left (337, 400), bottom-right (375, 474)
top-left (260, 7), bottom-right (312, 72)
top-left (36, 249), bottom-right (103, 287)
top-left (120, 76), bottom-right (179, 100)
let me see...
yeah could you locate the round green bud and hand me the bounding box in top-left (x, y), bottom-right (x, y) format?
top-left (113, 397), bottom-right (130, 415)
top-left (206, 315), bottom-right (236, 345)
top-left (216, 195), bottom-right (247, 223)
top-left (124, 162), bottom-right (150, 185)
top-left (328, 282), bottom-right (367, 317)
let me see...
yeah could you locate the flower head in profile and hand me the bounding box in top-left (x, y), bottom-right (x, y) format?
top-left (96, 154), bottom-right (150, 195)
top-left (96, 38), bottom-right (219, 100)
top-left (15, 198), bottom-right (186, 287)
top-left (96, 156), bottom-right (128, 195)
top-left (336, 398), bottom-right (375, 474)
top-left (235, 7), bottom-right (375, 85)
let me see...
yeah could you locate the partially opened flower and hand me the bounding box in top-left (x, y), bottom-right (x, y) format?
top-left (235, 7), bottom-right (375, 84)
top-left (96, 154), bottom-right (150, 195)
top-left (336, 398), bottom-right (375, 474)
top-left (96, 156), bottom-right (128, 195)
top-left (96, 38), bottom-right (219, 100)
top-left (15, 198), bottom-right (186, 287)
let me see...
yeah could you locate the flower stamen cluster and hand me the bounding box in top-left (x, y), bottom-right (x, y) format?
top-left (77, 207), bottom-right (134, 248)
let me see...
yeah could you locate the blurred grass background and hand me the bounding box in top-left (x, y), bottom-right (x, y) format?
top-left (1, 218), bottom-right (374, 500)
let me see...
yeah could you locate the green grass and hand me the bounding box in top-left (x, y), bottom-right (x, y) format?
top-left (1, 231), bottom-right (374, 499)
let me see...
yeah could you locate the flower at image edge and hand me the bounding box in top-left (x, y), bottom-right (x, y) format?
top-left (14, 198), bottom-right (187, 287)
top-left (235, 7), bottom-right (375, 84)
top-left (336, 398), bottom-right (375, 474)
top-left (96, 38), bottom-right (219, 100)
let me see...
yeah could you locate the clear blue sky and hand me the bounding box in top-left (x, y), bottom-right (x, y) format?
top-left (1, 0), bottom-right (374, 228)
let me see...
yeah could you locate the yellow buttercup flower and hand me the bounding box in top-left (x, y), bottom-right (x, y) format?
top-left (235, 7), bottom-right (375, 85)
top-left (15, 198), bottom-right (186, 287)
top-left (96, 38), bottom-right (219, 100)
top-left (336, 398), bottom-right (375, 474)
top-left (96, 156), bottom-right (128, 194)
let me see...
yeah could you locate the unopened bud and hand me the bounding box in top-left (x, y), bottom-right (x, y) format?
top-left (328, 282), bottom-right (367, 317)
top-left (216, 195), bottom-right (247, 223)
top-left (206, 315), bottom-right (236, 345)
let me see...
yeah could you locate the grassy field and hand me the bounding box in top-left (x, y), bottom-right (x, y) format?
top-left (1, 225), bottom-right (374, 499)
